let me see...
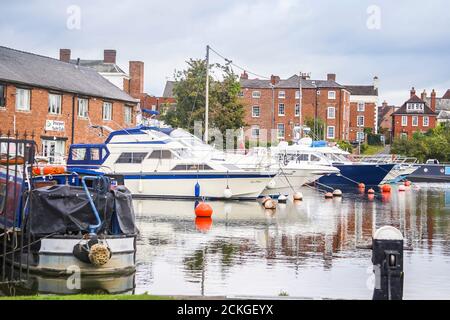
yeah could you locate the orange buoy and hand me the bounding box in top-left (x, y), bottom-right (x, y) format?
top-left (325, 192), bottom-right (334, 199)
top-left (404, 180), bottom-right (411, 187)
top-left (194, 202), bottom-right (213, 217)
top-left (368, 194), bottom-right (375, 201)
top-left (32, 165), bottom-right (66, 176)
top-left (381, 184), bottom-right (392, 193)
top-left (358, 183), bottom-right (365, 189)
top-left (367, 188), bottom-right (375, 194)
top-left (398, 185), bottom-right (406, 192)
top-left (195, 217), bottom-right (213, 232)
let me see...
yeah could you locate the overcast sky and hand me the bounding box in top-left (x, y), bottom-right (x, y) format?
top-left (1, 0), bottom-right (449, 105)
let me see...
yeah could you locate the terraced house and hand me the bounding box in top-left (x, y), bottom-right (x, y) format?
top-left (239, 73), bottom-right (351, 142)
top-left (0, 46), bottom-right (139, 163)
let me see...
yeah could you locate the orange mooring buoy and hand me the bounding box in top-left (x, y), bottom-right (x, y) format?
top-left (195, 202), bottom-right (213, 217)
top-left (325, 192), bottom-right (334, 199)
top-left (381, 184), bottom-right (392, 193)
top-left (368, 188), bottom-right (375, 194)
top-left (358, 183), bottom-right (365, 189)
top-left (404, 180), bottom-right (411, 187)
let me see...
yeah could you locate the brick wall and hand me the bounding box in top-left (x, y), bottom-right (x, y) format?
top-left (348, 101), bottom-right (377, 141)
top-left (0, 83), bottom-right (136, 159)
top-left (392, 114), bottom-right (437, 139)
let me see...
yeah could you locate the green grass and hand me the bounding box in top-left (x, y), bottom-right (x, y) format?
top-left (0, 293), bottom-right (173, 300)
top-left (361, 145), bottom-right (385, 155)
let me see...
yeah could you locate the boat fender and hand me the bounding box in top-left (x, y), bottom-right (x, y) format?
top-left (73, 237), bottom-right (98, 264)
top-left (223, 187), bottom-right (233, 199)
top-left (89, 243), bottom-right (112, 266)
top-left (195, 182), bottom-right (201, 198)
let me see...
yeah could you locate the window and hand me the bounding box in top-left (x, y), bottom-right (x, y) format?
top-left (115, 152), bottom-right (147, 164)
top-left (251, 126), bottom-right (260, 138)
top-left (238, 91), bottom-right (244, 97)
top-left (16, 88), bottom-right (30, 111)
top-left (42, 139), bottom-right (65, 164)
top-left (78, 98), bottom-right (89, 118)
top-left (103, 102), bottom-right (113, 121)
top-left (295, 90), bottom-right (301, 99)
top-left (412, 116), bottom-right (418, 126)
top-left (328, 91), bottom-right (336, 100)
top-left (252, 106), bottom-right (260, 117)
top-left (423, 116), bottom-right (429, 127)
top-left (327, 107), bottom-right (336, 119)
top-left (295, 103), bottom-right (300, 116)
top-left (124, 106), bottom-right (133, 124)
top-left (401, 116), bottom-right (408, 126)
top-left (148, 150), bottom-right (173, 159)
top-left (172, 164), bottom-right (213, 171)
top-left (277, 123), bottom-right (285, 138)
top-left (90, 148), bottom-right (101, 161)
top-left (71, 148), bottom-right (87, 161)
top-left (357, 131), bottom-right (365, 142)
top-left (400, 133), bottom-right (408, 139)
top-left (278, 104), bottom-right (285, 116)
top-left (357, 115), bottom-right (365, 127)
top-left (252, 91), bottom-right (261, 99)
top-left (310, 154), bottom-right (322, 162)
top-left (0, 84), bottom-right (5, 108)
top-left (327, 126), bottom-right (335, 139)
top-left (278, 91), bottom-right (286, 99)
top-left (48, 93), bottom-right (62, 114)
top-left (357, 102), bottom-right (365, 112)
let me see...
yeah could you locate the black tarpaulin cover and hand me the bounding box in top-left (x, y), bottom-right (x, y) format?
top-left (28, 185), bottom-right (137, 235)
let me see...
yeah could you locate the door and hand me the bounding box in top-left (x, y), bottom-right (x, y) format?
top-left (42, 139), bottom-right (66, 163)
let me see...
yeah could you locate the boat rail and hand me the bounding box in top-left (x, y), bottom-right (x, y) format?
top-left (351, 154), bottom-right (418, 165)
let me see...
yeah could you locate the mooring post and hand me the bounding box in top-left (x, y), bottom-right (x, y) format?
top-left (372, 226), bottom-right (404, 300)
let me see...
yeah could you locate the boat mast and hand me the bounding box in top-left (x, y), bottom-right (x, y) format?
top-left (204, 45), bottom-right (210, 144)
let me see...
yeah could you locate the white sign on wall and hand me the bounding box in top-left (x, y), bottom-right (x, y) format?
top-left (45, 120), bottom-right (65, 132)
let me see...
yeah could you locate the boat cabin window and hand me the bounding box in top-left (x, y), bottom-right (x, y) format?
top-left (0, 183), bottom-right (6, 213)
top-left (310, 154), bottom-right (322, 162)
top-left (171, 164), bottom-right (213, 171)
top-left (90, 148), bottom-right (101, 161)
top-left (148, 150), bottom-right (173, 159)
top-left (115, 152), bottom-right (148, 164)
top-left (297, 154), bottom-right (309, 162)
top-left (71, 148), bottom-right (87, 161)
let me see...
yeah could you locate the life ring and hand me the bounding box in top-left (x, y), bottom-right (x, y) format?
top-left (32, 165), bottom-right (66, 176)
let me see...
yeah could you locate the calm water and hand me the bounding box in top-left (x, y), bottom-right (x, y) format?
top-left (133, 184), bottom-right (450, 300)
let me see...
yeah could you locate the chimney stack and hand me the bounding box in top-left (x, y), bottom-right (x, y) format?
top-left (104, 49), bottom-right (117, 64)
top-left (270, 75), bottom-right (280, 85)
top-left (327, 73), bottom-right (336, 82)
top-left (59, 49), bottom-right (71, 62)
top-left (421, 90), bottom-right (427, 101)
top-left (129, 61), bottom-right (144, 99)
top-left (373, 76), bottom-right (379, 90)
top-left (240, 71), bottom-right (248, 80)
top-left (382, 100), bottom-right (388, 108)
top-left (431, 89), bottom-right (436, 112)
top-left (410, 87), bottom-right (416, 98)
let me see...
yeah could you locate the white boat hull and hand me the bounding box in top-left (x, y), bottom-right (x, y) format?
top-left (124, 172), bottom-right (275, 199)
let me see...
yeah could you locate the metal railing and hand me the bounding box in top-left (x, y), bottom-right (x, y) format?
top-left (0, 131), bottom-right (35, 286)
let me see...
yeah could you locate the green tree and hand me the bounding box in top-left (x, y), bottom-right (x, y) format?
top-left (304, 117), bottom-right (325, 140)
top-left (160, 59), bottom-right (246, 144)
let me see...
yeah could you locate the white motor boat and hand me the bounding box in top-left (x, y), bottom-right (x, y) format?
top-left (67, 126), bottom-right (277, 200)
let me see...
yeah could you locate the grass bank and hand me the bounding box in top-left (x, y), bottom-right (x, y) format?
top-left (361, 145), bottom-right (385, 155)
top-left (0, 293), bottom-right (173, 300)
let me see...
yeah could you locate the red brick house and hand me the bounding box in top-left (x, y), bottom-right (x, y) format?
top-left (345, 78), bottom-right (379, 143)
top-left (391, 88), bottom-right (438, 140)
top-left (0, 46), bottom-right (139, 163)
top-left (238, 73), bottom-right (351, 142)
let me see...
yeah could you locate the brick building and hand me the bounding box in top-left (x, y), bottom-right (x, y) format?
top-left (391, 87), bottom-right (438, 140)
top-left (378, 101), bottom-right (398, 140)
top-left (345, 78), bottom-right (379, 143)
top-left (0, 46), bottom-right (138, 163)
top-left (238, 73), bottom-right (351, 142)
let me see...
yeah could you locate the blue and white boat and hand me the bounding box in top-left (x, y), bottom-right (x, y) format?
top-left (272, 138), bottom-right (396, 188)
top-left (67, 126), bottom-right (278, 200)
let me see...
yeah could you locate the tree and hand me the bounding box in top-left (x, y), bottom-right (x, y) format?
top-left (304, 117), bottom-right (325, 140)
top-left (160, 59), bottom-right (246, 145)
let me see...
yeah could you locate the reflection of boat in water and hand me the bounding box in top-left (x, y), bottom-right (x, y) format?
top-left (0, 273), bottom-right (135, 296)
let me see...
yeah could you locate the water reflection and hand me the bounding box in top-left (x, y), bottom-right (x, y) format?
top-left (134, 184), bottom-right (450, 299)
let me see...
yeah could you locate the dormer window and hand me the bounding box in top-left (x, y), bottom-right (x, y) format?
top-left (406, 102), bottom-right (424, 113)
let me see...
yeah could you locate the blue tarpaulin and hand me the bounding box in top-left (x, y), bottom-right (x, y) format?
top-left (142, 109), bottom-right (160, 116)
